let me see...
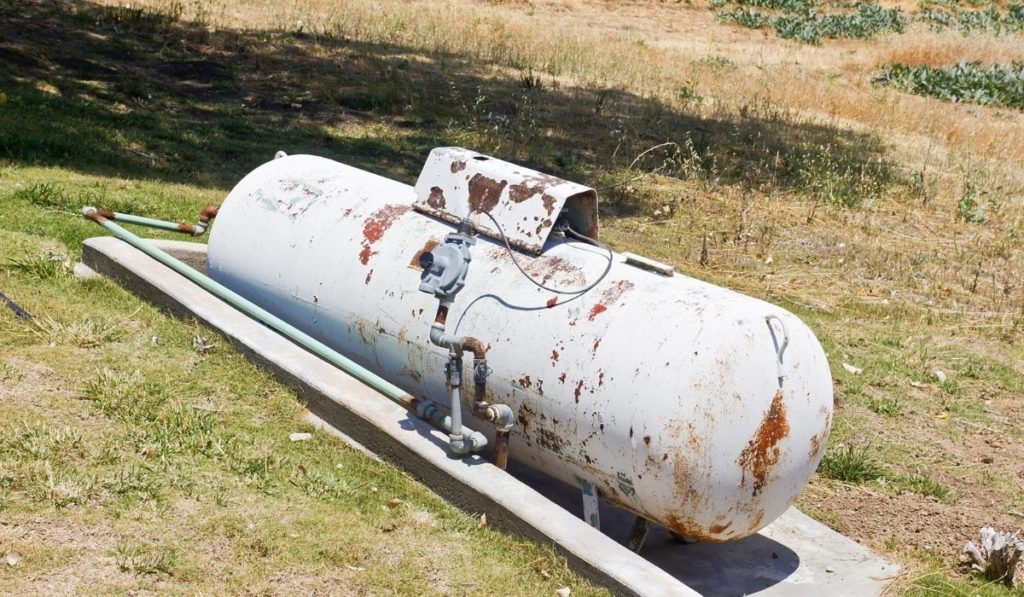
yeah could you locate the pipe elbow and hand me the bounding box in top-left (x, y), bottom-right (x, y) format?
top-left (462, 337), bottom-right (487, 359)
top-left (199, 205), bottom-right (220, 222)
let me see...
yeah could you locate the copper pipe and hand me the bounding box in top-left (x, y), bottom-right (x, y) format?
top-left (433, 304), bottom-right (449, 325)
top-left (493, 430), bottom-right (510, 470)
top-left (199, 205), bottom-right (219, 221)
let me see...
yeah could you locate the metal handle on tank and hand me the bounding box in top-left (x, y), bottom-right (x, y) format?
top-left (765, 314), bottom-right (790, 386)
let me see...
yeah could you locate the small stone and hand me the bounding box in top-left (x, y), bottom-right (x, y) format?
top-left (555, 588), bottom-right (571, 597)
top-left (842, 362), bottom-right (863, 375)
top-left (539, 569), bottom-right (551, 579)
top-left (933, 369), bottom-right (947, 383)
top-left (478, 513), bottom-right (487, 528)
top-left (289, 432), bottom-right (312, 442)
top-left (825, 566), bottom-right (835, 573)
top-left (386, 498), bottom-right (403, 509)
top-left (5, 552), bottom-right (21, 567)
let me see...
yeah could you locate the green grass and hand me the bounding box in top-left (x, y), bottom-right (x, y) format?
top-left (0, 228), bottom-right (601, 593)
top-left (818, 444), bottom-right (886, 483)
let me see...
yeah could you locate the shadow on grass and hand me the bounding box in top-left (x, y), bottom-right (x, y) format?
top-left (0, 0), bottom-right (896, 211)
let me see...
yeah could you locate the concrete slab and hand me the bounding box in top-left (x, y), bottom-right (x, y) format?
top-left (81, 236), bottom-right (899, 596)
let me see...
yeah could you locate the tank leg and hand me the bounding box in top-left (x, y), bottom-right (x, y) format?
top-left (579, 478), bottom-right (600, 530)
top-left (670, 531), bottom-right (699, 544)
top-left (626, 516), bottom-right (650, 552)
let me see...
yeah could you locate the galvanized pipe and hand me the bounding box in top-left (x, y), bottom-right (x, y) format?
top-left (79, 206), bottom-right (488, 451)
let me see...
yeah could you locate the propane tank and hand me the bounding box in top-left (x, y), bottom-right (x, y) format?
top-left (207, 147), bottom-right (833, 542)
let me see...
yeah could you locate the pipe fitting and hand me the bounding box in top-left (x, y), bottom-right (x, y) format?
top-left (415, 400), bottom-right (488, 453)
top-left (485, 403), bottom-right (515, 432)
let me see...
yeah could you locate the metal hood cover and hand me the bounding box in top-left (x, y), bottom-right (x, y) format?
top-left (412, 147), bottom-right (599, 254)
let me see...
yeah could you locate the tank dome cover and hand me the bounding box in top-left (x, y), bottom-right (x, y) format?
top-left (412, 147), bottom-right (599, 254)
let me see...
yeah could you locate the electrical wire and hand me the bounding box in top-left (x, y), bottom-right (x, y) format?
top-left (471, 210), bottom-right (613, 296)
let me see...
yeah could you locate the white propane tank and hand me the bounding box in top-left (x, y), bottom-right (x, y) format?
top-left (207, 148), bottom-right (833, 542)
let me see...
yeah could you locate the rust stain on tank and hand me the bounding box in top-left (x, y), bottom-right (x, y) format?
top-left (518, 375), bottom-right (533, 389)
top-left (664, 514), bottom-right (726, 544)
top-left (546, 297), bottom-right (558, 308)
top-left (738, 389), bottom-right (790, 497)
top-left (574, 380), bottom-right (584, 403)
top-left (535, 428), bottom-right (566, 454)
top-left (550, 350), bottom-right (559, 365)
top-left (558, 372), bottom-right (567, 383)
top-left (360, 205), bottom-right (410, 265)
top-left (450, 160), bottom-right (466, 173)
top-left (427, 186), bottom-right (446, 209)
top-left (508, 182), bottom-right (544, 203)
top-left (808, 432), bottom-right (824, 461)
top-left (709, 521), bottom-right (732, 535)
top-left (587, 280), bottom-right (634, 320)
top-left (593, 338), bottom-right (601, 353)
top-left (542, 193), bottom-right (557, 216)
top-left (409, 239), bottom-right (440, 269)
top-left (535, 218), bottom-right (552, 236)
top-left (364, 270), bottom-right (373, 285)
top-left (467, 174), bottom-right (507, 213)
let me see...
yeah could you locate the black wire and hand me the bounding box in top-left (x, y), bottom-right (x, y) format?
top-left (471, 210), bottom-right (613, 296)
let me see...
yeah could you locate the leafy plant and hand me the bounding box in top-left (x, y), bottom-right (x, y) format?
top-left (718, 2), bottom-right (907, 44)
top-left (875, 61), bottom-right (1024, 110)
top-left (917, 3), bottom-right (1024, 33)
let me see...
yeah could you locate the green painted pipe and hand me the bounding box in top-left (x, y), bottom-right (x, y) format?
top-left (81, 206), bottom-right (414, 405)
top-left (106, 211), bottom-right (188, 233)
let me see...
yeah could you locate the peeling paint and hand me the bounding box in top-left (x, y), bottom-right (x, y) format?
top-left (467, 173), bottom-right (507, 214)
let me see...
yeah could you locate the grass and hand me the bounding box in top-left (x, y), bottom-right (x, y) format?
top-left (1, 0), bottom-right (1023, 593)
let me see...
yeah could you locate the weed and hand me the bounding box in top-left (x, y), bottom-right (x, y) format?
top-left (867, 395), bottom-right (902, 417)
top-left (693, 55), bottom-right (738, 71)
top-left (891, 473), bottom-right (951, 500)
top-left (0, 423), bottom-right (85, 463)
top-left (114, 541), bottom-right (178, 576)
top-left (0, 361), bottom-right (24, 382)
top-left (32, 315), bottom-right (124, 348)
top-left (4, 253), bottom-right (69, 279)
top-left (818, 444), bottom-right (885, 482)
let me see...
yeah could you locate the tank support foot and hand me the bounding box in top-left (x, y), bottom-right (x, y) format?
top-left (626, 516), bottom-right (650, 552)
top-left (579, 478), bottom-right (600, 530)
top-left (669, 531), bottom-right (699, 545)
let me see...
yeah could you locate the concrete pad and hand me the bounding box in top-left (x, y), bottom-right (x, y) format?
top-left (81, 236), bottom-right (899, 596)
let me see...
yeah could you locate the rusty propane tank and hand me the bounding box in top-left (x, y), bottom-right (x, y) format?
top-left (207, 147), bottom-right (833, 542)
